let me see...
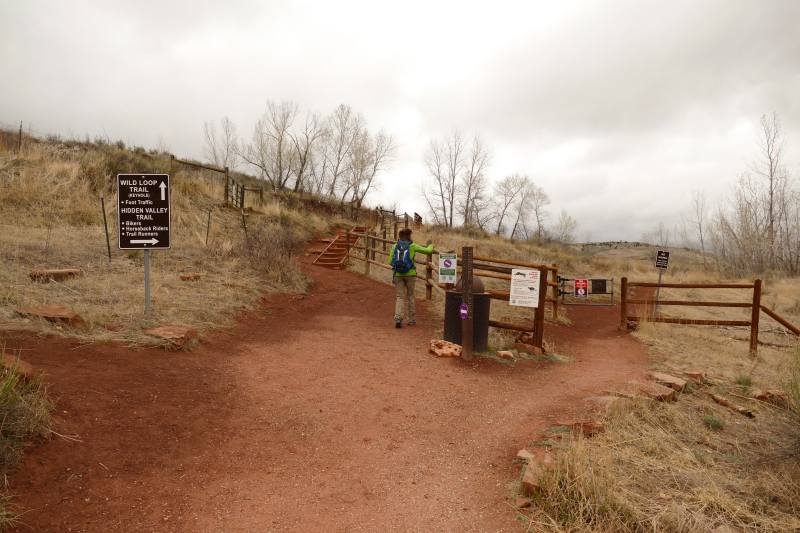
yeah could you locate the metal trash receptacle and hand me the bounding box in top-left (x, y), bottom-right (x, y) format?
top-left (444, 278), bottom-right (491, 352)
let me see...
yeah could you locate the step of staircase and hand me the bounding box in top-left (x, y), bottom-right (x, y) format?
top-left (312, 226), bottom-right (374, 269)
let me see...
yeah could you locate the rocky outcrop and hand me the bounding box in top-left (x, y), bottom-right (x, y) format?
top-left (14, 304), bottom-right (89, 331)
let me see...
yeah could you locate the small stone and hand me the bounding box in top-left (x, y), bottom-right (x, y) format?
top-left (180, 273), bottom-right (201, 281)
top-left (586, 396), bottom-right (628, 413)
top-left (649, 371), bottom-right (687, 392)
top-left (752, 389), bottom-right (790, 408)
top-left (144, 326), bottom-right (199, 349)
top-left (29, 269), bottom-right (83, 283)
top-left (1, 354), bottom-right (38, 382)
top-left (512, 343), bottom-right (542, 355)
top-left (684, 371), bottom-right (704, 383)
top-left (521, 449), bottom-right (555, 496)
top-left (496, 350), bottom-right (515, 359)
top-left (555, 419), bottom-right (604, 436)
top-left (429, 340), bottom-right (462, 358)
top-left (517, 449), bottom-right (534, 460)
top-left (14, 304), bottom-right (89, 331)
top-left (514, 498), bottom-right (531, 508)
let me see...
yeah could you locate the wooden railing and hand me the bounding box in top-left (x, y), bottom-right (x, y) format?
top-left (619, 277), bottom-right (800, 355)
top-left (345, 228), bottom-right (559, 347)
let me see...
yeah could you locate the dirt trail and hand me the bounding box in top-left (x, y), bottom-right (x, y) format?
top-left (4, 254), bottom-right (650, 532)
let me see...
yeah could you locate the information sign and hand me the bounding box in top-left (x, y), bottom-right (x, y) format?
top-left (655, 250), bottom-right (670, 269)
top-left (575, 278), bottom-right (588, 299)
top-left (510, 269), bottom-right (540, 307)
top-left (117, 174), bottom-right (171, 250)
top-left (439, 253), bottom-right (458, 284)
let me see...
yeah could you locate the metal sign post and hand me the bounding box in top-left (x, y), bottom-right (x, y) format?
top-left (461, 247), bottom-right (474, 361)
top-left (654, 250), bottom-right (670, 317)
top-left (117, 174), bottom-right (171, 315)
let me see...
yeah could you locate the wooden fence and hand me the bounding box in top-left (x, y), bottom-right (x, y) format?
top-left (345, 228), bottom-right (559, 348)
top-left (619, 277), bottom-right (800, 355)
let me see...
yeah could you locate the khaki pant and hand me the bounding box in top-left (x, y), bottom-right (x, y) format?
top-left (394, 275), bottom-right (416, 323)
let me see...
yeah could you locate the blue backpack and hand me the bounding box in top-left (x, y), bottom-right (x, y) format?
top-left (392, 240), bottom-right (414, 274)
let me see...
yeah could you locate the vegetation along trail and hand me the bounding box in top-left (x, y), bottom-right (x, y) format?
top-left (6, 253), bottom-right (650, 532)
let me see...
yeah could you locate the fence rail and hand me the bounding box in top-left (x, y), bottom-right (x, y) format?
top-left (619, 277), bottom-right (800, 356)
top-left (345, 229), bottom-right (558, 348)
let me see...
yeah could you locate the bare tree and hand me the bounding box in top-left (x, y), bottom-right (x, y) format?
top-left (551, 209), bottom-right (579, 244)
top-left (420, 130), bottom-right (465, 227)
top-left (457, 134), bottom-right (492, 226)
top-left (748, 112), bottom-right (788, 255)
top-left (528, 184), bottom-right (551, 238)
top-left (238, 100), bottom-right (299, 190)
top-left (492, 173), bottom-right (528, 235)
top-left (288, 111), bottom-right (326, 192)
top-left (679, 189), bottom-right (709, 265)
top-left (321, 104), bottom-right (365, 198)
top-left (203, 116), bottom-right (238, 170)
top-left (342, 129), bottom-right (397, 209)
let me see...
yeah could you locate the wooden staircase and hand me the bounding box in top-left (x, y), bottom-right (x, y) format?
top-left (312, 226), bottom-right (372, 269)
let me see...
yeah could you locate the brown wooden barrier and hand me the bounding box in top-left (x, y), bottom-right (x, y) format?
top-left (346, 230), bottom-right (557, 348)
top-left (619, 278), bottom-right (778, 355)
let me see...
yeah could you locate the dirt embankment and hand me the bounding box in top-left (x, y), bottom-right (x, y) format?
top-left (4, 253), bottom-right (649, 532)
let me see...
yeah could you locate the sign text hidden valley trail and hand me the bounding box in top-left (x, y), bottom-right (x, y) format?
top-left (117, 174), bottom-right (171, 249)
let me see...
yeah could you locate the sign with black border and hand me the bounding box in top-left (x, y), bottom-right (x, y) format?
top-left (655, 250), bottom-right (670, 269)
top-left (117, 174), bottom-right (171, 250)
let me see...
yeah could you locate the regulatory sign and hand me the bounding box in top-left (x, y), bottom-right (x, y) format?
top-left (655, 250), bottom-right (670, 269)
top-left (510, 269), bottom-right (540, 307)
top-left (439, 253), bottom-right (457, 284)
top-left (575, 279), bottom-right (588, 299)
top-left (117, 174), bottom-right (171, 250)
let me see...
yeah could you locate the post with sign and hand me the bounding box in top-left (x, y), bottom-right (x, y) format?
top-left (461, 247), bottom-right (474, 361)
top-left (654, 250), bottom-right (670, 317)
top-left (117, 174), bottom-right (171, 315)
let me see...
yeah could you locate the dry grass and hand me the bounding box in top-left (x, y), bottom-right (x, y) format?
top-left (0, 131), bottom-right (334, 347)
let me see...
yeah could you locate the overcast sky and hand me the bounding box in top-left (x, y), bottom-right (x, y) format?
top-left (2, 0), bottom-right (799, 242)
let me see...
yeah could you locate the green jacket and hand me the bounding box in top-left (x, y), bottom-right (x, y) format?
top-left (388, 240), bottom-right (434, 277)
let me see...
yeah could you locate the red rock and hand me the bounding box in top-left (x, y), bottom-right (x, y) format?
top-left (684, 371), bottom-right (704, 383)
top-left (515, 498), bottom-right (531, 508)
top-left (555, 419), bottom-right (605, 436)
top-left (515, 332), bottom-right (535, 345)
top-left (14, 304), bottom-right (89, 331)
top-left (649, 371), bottom-right (687, 392)
top-left (180, 273), bottom-right (201, 281)
top-left (586, 396), bottom-right (628, 413)
top-left (496, 350), bottom-right (515, 359)
top-left (604, 380), bottom-right (676, 401)
top-left (517, 449), bottom-right (535, 460)
top-left (144, 326), bottom-right (199, 349)
top-left (429, 340), bottom-right (461, 358)
top-left (521, 449), bottom-right (555, 496)
top-left (512, 343), bottom-right (542, 355)
top-left (753, 389), bottom-right (790, 408)
top-left (1, 354), bottom-right (38, 382)
top-left (29, 269), bottom-right (83, 283)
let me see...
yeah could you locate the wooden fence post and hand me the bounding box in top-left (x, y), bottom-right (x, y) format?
top-left (426, 242), bottom-right (433, 301)
top-left (345, 227), bottom-right (351, 266)
top-left (392, 210), bottom-right (398, 240)
top-left (750, 279), bottom-right (762, 356)
top-left (405, 213), bottom-right (409, 228)
top-left (619, 277), bottom-right (628, 331)
top-left (551, 264), bottom-right (559, 319)
top-left (364, 232), bottom-right (370, 277)
top-left (534, 266), bottom-right (548, 348)
top-left (224, 166), bottom-right (229, 205)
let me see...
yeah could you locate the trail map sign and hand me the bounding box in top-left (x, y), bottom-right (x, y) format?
top-left (510, 269), bottom-right (540, 307)
top-left (117, 174), bottom-right (171, 250)
top-left (439, 253), bottom-right (457, 284)
top-left (575, 278), bottom-right (588, 299)
top-left (655, 250), bottom-right (670, 269)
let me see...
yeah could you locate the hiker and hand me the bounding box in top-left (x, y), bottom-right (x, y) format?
top-left (388, 228), bottom-right (434, 328)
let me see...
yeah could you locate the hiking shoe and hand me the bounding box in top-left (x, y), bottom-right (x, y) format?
top-left (395, 319), bottom-right (402, 328)
top-left (407, 321), bottom-right (416, 326)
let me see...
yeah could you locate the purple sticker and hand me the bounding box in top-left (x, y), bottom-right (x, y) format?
top-left (443, 259), bottom-right (452, 268)
top-left (459, 303), bottom-right (469, 320)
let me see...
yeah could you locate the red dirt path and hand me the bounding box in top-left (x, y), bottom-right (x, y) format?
top-left (4, 255), bottom-right (650, 532)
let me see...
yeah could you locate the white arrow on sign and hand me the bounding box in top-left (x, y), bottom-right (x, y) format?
top-left (159, 182), bottom-right (167, 201)
top-left (130, 238), bottom-right (159, 245)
